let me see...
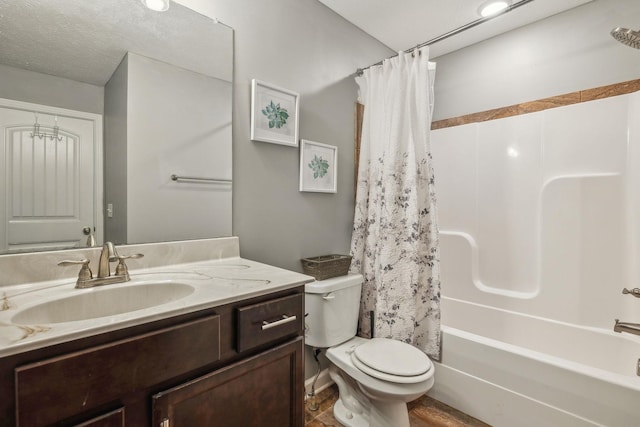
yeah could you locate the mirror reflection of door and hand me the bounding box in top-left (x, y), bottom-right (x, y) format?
top-left (0, 99), bottom-right (102, 253)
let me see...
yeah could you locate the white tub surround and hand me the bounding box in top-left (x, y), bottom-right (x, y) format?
top-left (430, 90), bottom-right (640, 426)
top-left (431, 92), bottom-right (640, 326)
top-left (0, 237), bottom-right (314, 357)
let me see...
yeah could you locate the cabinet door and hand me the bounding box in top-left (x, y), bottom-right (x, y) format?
top-left (15, 315), bottom-right (220, 427)
top-left (152, 338), bottom-right (304, 427)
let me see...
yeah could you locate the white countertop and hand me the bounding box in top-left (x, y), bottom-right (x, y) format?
top-left (0, 256), bottom-right (314, 358)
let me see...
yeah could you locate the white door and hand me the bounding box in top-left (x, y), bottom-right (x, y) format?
top-left (0, 102), bottom-right (100, 253)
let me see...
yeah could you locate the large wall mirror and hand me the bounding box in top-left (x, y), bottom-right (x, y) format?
top-left (0, 0), bottom-right (233, 255)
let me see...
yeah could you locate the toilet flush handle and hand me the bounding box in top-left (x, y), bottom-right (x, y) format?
top-left (322, 293), bottom-right (335, 300)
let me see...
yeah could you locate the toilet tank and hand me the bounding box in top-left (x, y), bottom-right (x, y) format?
top-left (304, 273), bottom-right (363, 348)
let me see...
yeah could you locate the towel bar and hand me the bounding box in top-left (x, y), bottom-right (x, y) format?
top-left (170, 174), bottom-right (231, 184)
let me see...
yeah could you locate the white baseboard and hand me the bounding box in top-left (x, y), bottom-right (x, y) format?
top-left (305, 368), bottom-right (333, 395)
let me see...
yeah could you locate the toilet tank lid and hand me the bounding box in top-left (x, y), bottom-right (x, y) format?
top-left (304, 273), bottom-right (363, 293)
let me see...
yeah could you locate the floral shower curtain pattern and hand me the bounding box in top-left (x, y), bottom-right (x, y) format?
top-left (350, 48), bottom-right (441, 359)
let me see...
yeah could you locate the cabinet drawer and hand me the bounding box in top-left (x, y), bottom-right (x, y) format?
top-left (15, 315), bottom-right (220, 427)
top-left (237, 293), bottom-right (303, 352)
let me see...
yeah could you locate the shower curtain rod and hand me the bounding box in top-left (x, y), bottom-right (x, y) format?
top-left (355, 0), bottom-right (535, 76)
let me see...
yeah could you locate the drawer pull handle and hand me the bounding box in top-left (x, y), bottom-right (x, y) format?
top-left (262, 314), bottom-right (297, 330)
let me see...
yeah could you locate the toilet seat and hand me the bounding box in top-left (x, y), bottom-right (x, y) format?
top-left (350, 338), bottom-right (432, 384)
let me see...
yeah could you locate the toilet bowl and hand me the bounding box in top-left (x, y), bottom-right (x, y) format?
top-left (304, 274), bottom-right (435, 427)
top-left (325, 336), bottom-right (434, 427)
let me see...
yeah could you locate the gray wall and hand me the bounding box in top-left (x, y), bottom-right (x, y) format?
top-left (104, 55), bottom-right (129, 245)
top-left (178, 0), bottom-right (393, 272)
top-left (432, 0), bottom-right (640, 121)
top-left (0, 63), bottom-right (104, 114)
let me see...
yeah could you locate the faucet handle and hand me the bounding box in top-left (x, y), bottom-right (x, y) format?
top-left (622, 288), bottom-right (640, 298)
top-left (58, 259), bottom-right (93, 281)
top-left (114, 253), bottom-right (144, 277)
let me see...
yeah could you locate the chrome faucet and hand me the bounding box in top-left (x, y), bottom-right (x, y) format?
top-left (613, 319), bottom-right (640, 337)
top-left (614, 287), bottom-right (640, 337)
top-left (58, 242), bottom-right (144, 288)
top-left (97, 241), bottom-right (118, 278)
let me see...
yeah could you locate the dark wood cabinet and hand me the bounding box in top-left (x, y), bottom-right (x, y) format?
top-left (152, 338), bottom-right (303, 427)
top-left (0, 286), bottom-right (304, 427)
top-left (15, 316), bottom-right (221, 427)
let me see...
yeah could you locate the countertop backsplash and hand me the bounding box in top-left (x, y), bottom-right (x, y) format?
top-left (0, 237), bottom-right (241, 288)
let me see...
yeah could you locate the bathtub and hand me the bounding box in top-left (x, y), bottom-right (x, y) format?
top-left (429, 92), bottom-right (640, 426)
top-left (428, 297), bottom-right (640, 427)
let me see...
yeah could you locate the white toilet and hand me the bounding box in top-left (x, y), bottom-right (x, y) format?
top-left (305, 274), bottom-right (435, 427)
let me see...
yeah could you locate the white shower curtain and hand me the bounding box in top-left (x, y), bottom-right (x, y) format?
top-left (350, 48), bottom-right (441, 359)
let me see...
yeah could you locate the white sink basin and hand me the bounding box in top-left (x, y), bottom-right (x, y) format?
top-left (11, 281), bottom-right (195, 325)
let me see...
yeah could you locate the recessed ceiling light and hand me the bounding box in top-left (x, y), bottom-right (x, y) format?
top-left (478, 0), bottom-right (510, 18)
top-left (141, 0), bottom-right (170, 12)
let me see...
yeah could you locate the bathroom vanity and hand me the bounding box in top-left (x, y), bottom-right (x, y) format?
top-left (0, 237), bottom-right (312, 426)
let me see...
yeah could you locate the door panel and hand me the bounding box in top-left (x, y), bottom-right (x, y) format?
top-left (0, 106), bottom-right (95, 252)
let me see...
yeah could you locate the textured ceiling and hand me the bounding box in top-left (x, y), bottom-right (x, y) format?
top-left (0, 0), bottom-right (232, 86)
top-left (0, 0), bottom-right (595, 86)
top-left (317, 0), bottom-right (594, 58)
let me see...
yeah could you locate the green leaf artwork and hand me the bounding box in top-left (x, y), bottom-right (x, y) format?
top-left (308, 155), bottom-right (330, 179)
top-left (261, 100), bottom-right (289, 129)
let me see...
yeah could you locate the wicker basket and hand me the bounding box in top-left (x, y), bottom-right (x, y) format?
top-left (301, 254), bottom-right (352, 280)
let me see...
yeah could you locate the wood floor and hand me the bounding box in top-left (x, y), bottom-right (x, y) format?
top-left (304, 385), bottom-right (491, 427)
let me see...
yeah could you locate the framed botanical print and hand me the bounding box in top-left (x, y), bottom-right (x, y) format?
top-left (250, 79), bottom-right (299, 147)
top-left (299, 139), bottom-right (337, 193)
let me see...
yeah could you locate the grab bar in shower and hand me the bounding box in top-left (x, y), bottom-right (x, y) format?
top-left (170, 174), bottom-right (231, 184)
top-left (613, 319), bottom-right (640, 337)
top-left (622, 287), bottom-right (640, 298)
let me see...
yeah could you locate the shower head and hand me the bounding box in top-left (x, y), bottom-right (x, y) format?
top-left (611, 27), bottom-right (640, 49)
